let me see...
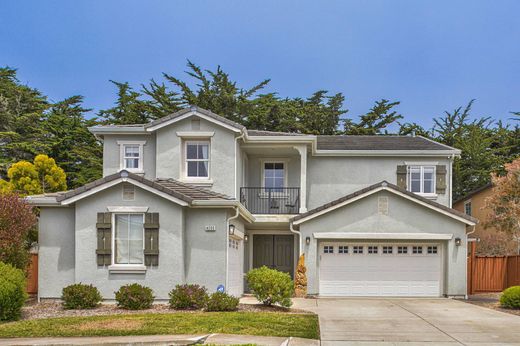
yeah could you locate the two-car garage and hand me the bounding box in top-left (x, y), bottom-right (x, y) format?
top-left (318, 242), bottom-right (442, 297)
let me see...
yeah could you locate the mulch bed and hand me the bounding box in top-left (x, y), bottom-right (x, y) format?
top-left (461, 293), bottom-right (520, 317)
top-left (21, 301), bottom-right (311, 320)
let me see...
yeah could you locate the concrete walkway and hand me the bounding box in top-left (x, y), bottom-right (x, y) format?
top-left (292, 297), bottom-right (520, 345)
top-left (0, 333), bottom-right (318, 346)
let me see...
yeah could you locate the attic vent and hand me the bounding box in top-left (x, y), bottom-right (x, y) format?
top-left (191, 119), bottom-right (201, 130)
top-left (122, 183), bottom-right (135, 201)
top-left (378, 196), bottom-right (388, 215)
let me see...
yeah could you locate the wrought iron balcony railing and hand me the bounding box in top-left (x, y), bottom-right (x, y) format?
top-left (240, 187), bottom-right (300, 214)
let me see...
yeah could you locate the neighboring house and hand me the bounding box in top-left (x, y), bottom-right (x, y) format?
top-left (28, 106), bottom-right (476, 300)
top-left (454, 184), bottom-right (519, 255)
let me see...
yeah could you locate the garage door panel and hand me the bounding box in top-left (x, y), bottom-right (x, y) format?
top-left (319, 243), bottom-right (441, 297)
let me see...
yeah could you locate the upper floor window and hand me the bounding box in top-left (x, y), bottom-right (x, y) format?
top-left (464, 201), bottom-right (472, 216)
top-left (114, 214), bottom-right (144, 265)
top-left (263, 161), bottom-right (286, 191)
top-left (118, 141), bottom-right (145, 173)
top-left (408, 166), bottom-right (435, 194)
top-left (185, 140), bottom-right (210, 178)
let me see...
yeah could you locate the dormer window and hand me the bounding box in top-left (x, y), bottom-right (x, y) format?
top-left (118, 141), bottom-right (145, 173)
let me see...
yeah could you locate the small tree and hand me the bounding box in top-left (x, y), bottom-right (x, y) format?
top-left (484, 158), bottom-right (520, 246)
top-left (1, 154), bottom-right (66, 195)
top-left (0, 193), bottom-right (37, 269)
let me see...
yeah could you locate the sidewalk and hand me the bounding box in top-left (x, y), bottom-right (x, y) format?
top-left (0, 333), bottom-right (320, 346)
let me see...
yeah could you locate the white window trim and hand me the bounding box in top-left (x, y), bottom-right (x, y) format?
top-left (110, 213), bottom-right (146, 273)
top-left (176, 131), bottom-right (215, 138)
top-left (464, 200), bottom-right (472, 216)
top-left (259, 159), bottom-right (290, 199)
top-left (407, 165), bottom-right (437, 197)
top-left (118, 141), bottom-right (146, 173)
top-left (181, 139), bottom-right (212, 182)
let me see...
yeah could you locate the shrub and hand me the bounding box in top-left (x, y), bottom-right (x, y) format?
top-left (62, 283), bottom-right (102, 309)
top-left (500, 286), bottom-right (520, 309)
top-left (246, 266), bottom-right (293, 307)
top-left (169, 284), bottom-right (208, 310)
top-left (0, 262), bottom-right (27, 321)
top-left (115, 283), bottom-right (154, 310)
top-left (205, 292), bottom-right (239, 311)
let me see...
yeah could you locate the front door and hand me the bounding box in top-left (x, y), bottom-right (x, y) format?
top-left (253, 235), bottom-right (294, 277)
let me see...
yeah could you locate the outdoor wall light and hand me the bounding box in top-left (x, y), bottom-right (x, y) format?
top-left (306, 236), bottom-right (311, 245)
top-left (228, 224), bottom-right (235, 235)
top-left (244, 235), bottom-right (249, 242)
top-left (455, 237), bottom-right (462, 246)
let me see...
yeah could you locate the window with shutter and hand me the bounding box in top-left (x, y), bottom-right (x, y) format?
top-left (436, 165), bottom-right (447, 194)
top-left (396, 165), bottom-right (407, 189)
top-left (144, 213), bottom-right (159, 266)
top-left (96, 212), bottom-right (112, 266)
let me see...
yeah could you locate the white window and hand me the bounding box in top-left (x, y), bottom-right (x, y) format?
top-left (263, 162), bottom-right (285, 192)
top-left (122, 183), bottom-right (135, 201)
top-left (412, 246), bottom-right (423, 254)
top-left (427, 246), bottom-right (438, 254)
top-left (114, 214), bottom-right (144, 265)
top-left (338, 245), bottom-right (348, 254)
top-left (118, 141), bottom-right (145, 173)
top-left (382, 246), bottom-right (393, 254)
top-left (353, 246), bottom-right (363, 254)
top-left (397, 246), bottom-right (408, 254)
top-left (185, 140), bottom-right (210, 178)
top-left (323, 245), bottom-right (334, 254)
top-left (464, 201), bottom-right (472, 216)
top-left (408, 166), bottom-right (435, 194)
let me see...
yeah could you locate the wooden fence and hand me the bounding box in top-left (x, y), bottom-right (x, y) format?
top-left (467, 242), bottom-right (520, 294)
top-left (26, 253), bottom-right (38, 294)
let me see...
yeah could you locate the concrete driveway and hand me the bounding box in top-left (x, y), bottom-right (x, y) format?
top-left (294, 298), bottom-right (520, 345)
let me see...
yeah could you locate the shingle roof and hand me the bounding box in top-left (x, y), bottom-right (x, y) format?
top-left (292, 181), bottom-right (477, 224)
top-left (146, 106), bottom-right (245, 131)
top-left (247, 130), bottom-right (308, 136)
top-left (316, 135), bottom-right (455, 151)
top-left (453, 182), bottom-right (493, 205)
top-left (55, 170), bottom-right (231, 204)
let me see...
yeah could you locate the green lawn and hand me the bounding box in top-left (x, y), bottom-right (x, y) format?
top-left (0, 312), bottom-right (319, 339)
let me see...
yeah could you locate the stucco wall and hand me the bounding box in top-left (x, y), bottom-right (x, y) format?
top-left (155, 117), bottom-right (237, 197)
top-left (299, 190), bottom-right (467, 296)
top-left (38, 207), bottom-right (76, 299)
top-left (103, 134), bottom-right (156, 179)
top-left (246, 155), bottom-right (301, 188)
top-left (306, 156), bottom-right (452, 209)
top-left (184, 208), bottom-right (228, 292)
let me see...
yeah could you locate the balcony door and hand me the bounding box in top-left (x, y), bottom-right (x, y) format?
top-left (253, 234), bottom-right (294, 277)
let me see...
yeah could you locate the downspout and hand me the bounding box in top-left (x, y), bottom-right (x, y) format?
top-left (290, 221), bottom-right (303, 254)
top-left (225, 207), bottom-right (240, 292)
top-left (234, 130), bottom-right (246, 199)
top-left (449, 154), bottom-right (455, 207)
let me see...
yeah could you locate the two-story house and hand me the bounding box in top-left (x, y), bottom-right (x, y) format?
top-left (28, 106), bottom-right (476, 300)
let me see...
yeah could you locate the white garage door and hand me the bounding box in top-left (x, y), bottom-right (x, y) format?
top-left (227, 237), bottom-right (244, 297)
top-left (319, 243), bottom-right (442, 297)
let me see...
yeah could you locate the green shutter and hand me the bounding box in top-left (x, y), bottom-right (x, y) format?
top-left (95, 212), bottom-right (112, 266)
top-left (144, 212), bottom-right (159, 266)
top-left (396, 165), bottom-right (407, 189)
top-left (436, 165), bottom-right (447, 194)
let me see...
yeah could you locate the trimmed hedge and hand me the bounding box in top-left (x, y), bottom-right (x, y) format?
top-left (205, 292), bottom-right (239, 311)
top-left (169, 284), bottom-right (208, 310)
top-left (500, 286), bottom-right (520, 309)
top-left (62, 283), bottom-right (102, 309)
top-left (115, 283), bottom-right (154, 310)
top-left (0, 262), bottom-right (27, 321)
top-left (246, 266), bottom-right (293, 307)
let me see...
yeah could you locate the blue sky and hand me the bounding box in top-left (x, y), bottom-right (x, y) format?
top-left (1, 0), bottom-right (519, 129)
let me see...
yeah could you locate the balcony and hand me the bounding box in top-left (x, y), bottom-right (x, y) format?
top-left (240, 187), bottom-right (300, 214)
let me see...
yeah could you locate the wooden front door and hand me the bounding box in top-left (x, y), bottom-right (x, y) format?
top-left (253, 235), bottom-right (294, 277)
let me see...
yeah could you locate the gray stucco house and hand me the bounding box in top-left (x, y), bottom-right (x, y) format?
top-left (28, 106), bottom-right (476, 300)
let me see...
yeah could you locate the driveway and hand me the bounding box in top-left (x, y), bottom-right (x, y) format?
top-left (293, 298), bottom-right (520, 345)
